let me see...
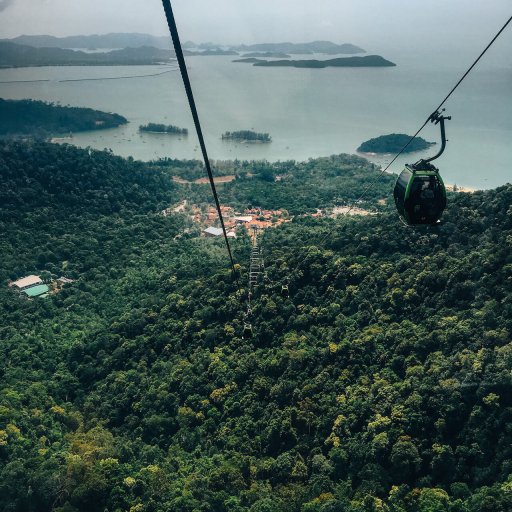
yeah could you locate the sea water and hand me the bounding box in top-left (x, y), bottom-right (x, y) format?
top-left (0, 50), bottom-right (510, 189)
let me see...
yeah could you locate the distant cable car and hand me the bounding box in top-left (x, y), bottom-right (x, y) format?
top-left (281, 284), bottom-right (289, 298)
top-left (243, 323), bottom-right (253, 339)
top-left (394, 110), bottom-right (450, 225)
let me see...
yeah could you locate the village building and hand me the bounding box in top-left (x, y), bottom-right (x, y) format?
top-left (234, 216), bottom-right (253, 224)
top-left (23, 284), bottom-right (50, 298)
top-left (9, 275), bottom-right (43, 290)
top-left (203, 227), bottom-right (223, 237)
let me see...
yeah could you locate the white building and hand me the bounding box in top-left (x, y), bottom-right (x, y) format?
top-left (204, 227), bottom-right (223, 237)
top-left (10, 275), bottom-right (43, 290)
top-left (234, 216), bottom-right (253, 224)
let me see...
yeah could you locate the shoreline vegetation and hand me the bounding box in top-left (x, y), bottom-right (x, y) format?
top-left (139, 123), bottom-right (188, 135)
top-left (0, 98), bottom-right (127, 137)
top-left (358, 133), bottom-right (435, 153)
top-left (221, 130), bottom-right (272, 143)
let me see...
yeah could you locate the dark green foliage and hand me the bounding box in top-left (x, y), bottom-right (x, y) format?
top-left (358, 134), bottom-right (434, 154)
top-left (139, 123), bottom-right (188, 135)
top-left (222, 131), bottom-right (272, 143)
top-left (1, 140), bottom-right (512, 511)
top-left (0, 98), bottom-right (127, 137)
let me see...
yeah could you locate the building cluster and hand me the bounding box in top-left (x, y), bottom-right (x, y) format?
top-left (8, 274), bottom-right (74, 298)
top-left (9, 275), bottom-right (49, 298)
top-left (163, 200), bottom-right (373, 240)
top-left (202, 206), bottom-right (290, 238)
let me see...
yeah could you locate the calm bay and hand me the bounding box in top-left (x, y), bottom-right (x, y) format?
top-left (0, 51), bottom-right (510, 189)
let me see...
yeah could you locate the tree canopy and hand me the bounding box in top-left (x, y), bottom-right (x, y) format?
top-left (1, 140), bottom-right (511, 512)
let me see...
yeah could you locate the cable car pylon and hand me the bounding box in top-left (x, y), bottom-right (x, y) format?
top-left (243, 227), bottom-right (263, 339)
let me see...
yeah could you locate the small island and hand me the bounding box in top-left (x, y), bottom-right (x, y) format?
top-left (0, 98), bottom-right (127, 138)
top-left (250, 55), bottom-right (396, 68)
top-left (139, 123), bottom-right (188, 135)
top-left (222, 130), bottom-right (272, 143)
top-left (357, 133), bottom-right (435, 154)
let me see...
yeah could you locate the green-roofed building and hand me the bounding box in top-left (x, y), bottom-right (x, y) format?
top-left (23, 284), bottom-right (50, 297)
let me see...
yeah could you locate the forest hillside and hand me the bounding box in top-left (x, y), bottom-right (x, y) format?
top-left (0, 141), bottom-right (511, 512)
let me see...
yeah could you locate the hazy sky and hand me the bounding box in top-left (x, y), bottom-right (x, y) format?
top-left (0, 0), bottom-right (511, 58)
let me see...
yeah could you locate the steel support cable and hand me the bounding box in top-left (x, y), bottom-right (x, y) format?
top-left (161, 0), bottom-right (241, 291)
top-left (287, 14), bottom-right (512, 280)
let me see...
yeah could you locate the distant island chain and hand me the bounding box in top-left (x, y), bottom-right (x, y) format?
top-left (0, 35), bottom-right (401, 70)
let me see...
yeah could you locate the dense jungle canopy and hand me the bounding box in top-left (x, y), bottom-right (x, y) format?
top-left (0, 140), bottom-right (511, 512)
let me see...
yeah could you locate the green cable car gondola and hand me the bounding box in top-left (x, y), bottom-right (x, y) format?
top-left (394, 111), bottom-right (450, 225)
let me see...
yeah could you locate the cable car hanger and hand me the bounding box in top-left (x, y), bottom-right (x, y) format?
top-left (419, 110), bottom-right (451, 166)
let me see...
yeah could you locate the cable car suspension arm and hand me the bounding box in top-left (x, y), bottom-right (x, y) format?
top-left (422, 110), bottom-right (451, 164)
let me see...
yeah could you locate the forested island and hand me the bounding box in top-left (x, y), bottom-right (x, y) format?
top-left (2, 139), bottom-right (512, 512)
top-left (0, 98), bottom-right (127, 137)
top-left (139, 123), bottom-right (188, 135)
top-left (248, 55), bottom-right (396, 68)
top-left (222, 130), bottom-right (272, 143)
top-left (358, 133), bottom-right (435, 153)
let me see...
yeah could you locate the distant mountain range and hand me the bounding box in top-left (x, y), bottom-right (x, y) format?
top-left (233, 41), bottom-right (365, 54)
top-left (0, 42), bottom-right (174, 67)
top-left (3, 33), bottom-right (173, 50)
top-left (241, 52), bottom-right (292, 59)
top-left (0, 35), bottom-right (370, 68)
top-left (1, 34), bottom-right (365, 55)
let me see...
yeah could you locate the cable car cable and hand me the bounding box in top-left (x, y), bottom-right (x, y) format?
top-left (161, 0), bottom-right (241, 291)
